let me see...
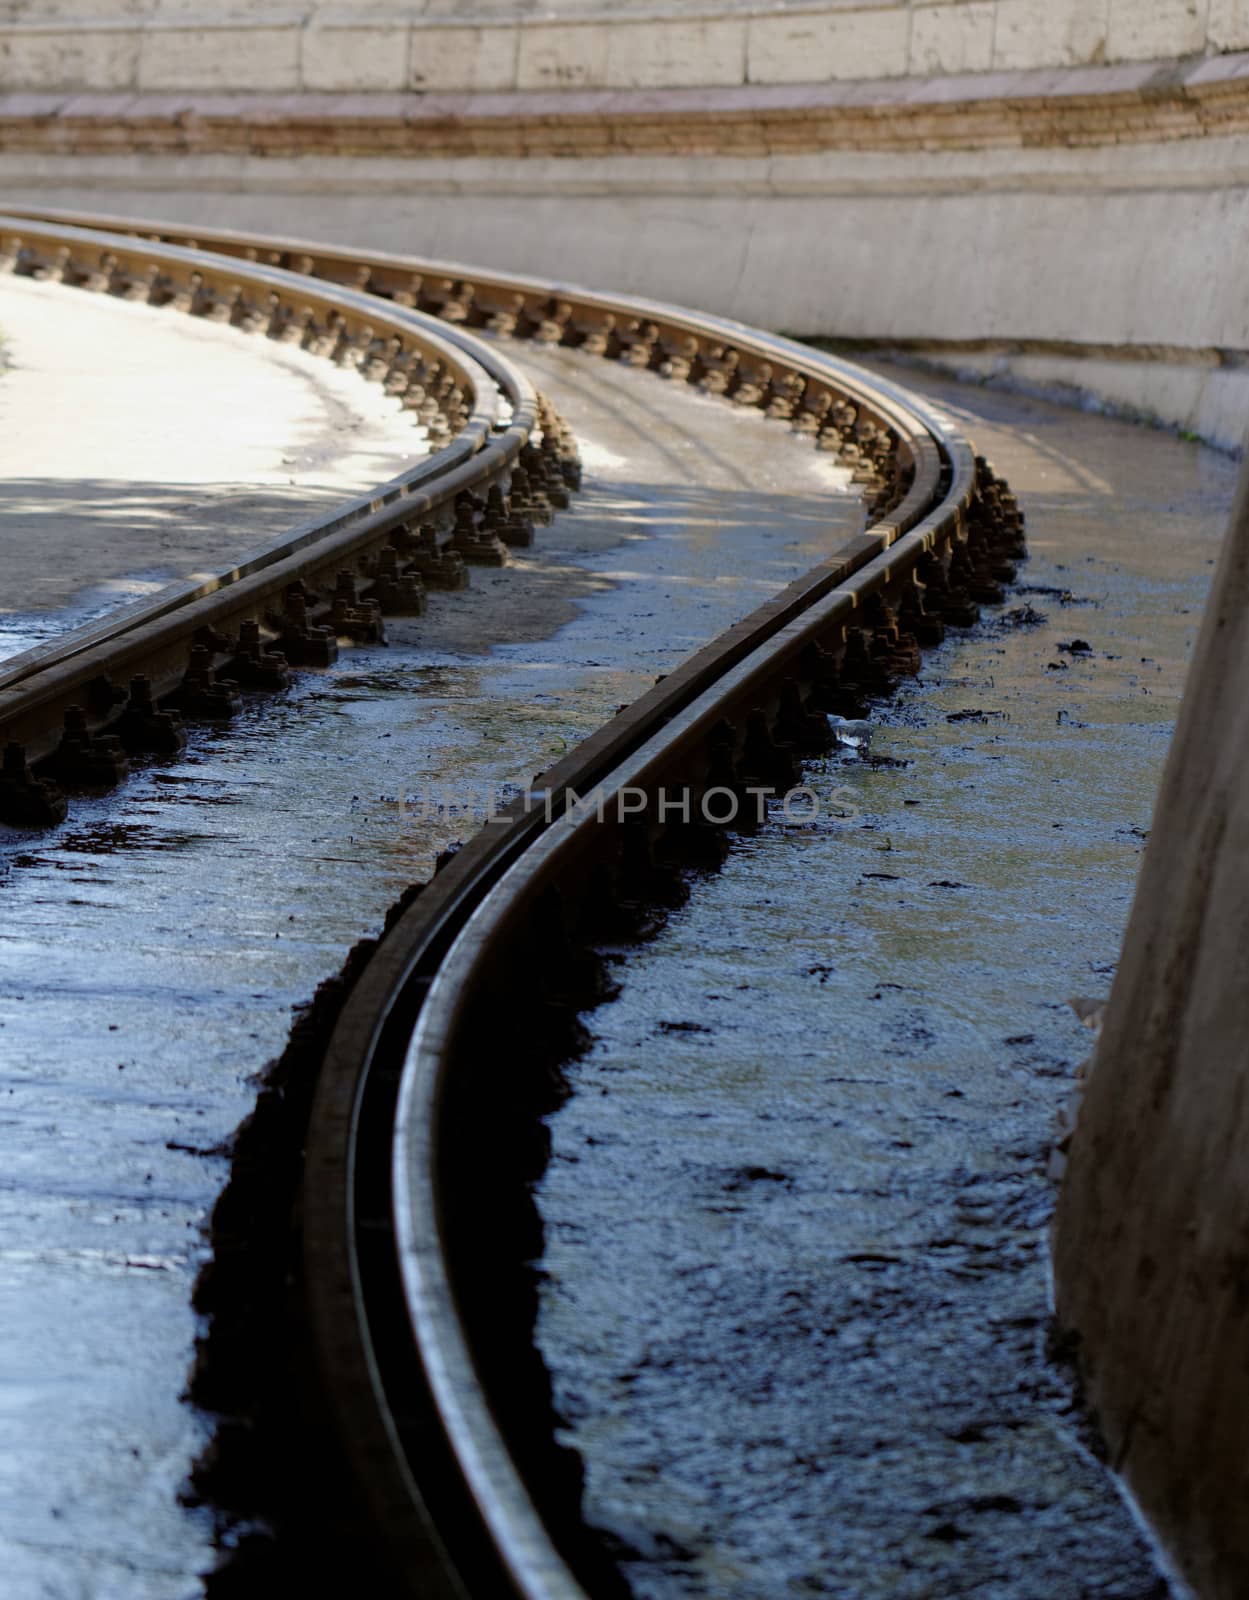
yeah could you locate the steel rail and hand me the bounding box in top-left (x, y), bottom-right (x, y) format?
top-left (301, 459), bottom-right (1023, 1598)
top-left (0, 215), bottom-right (517, 690)
top-left (393, 530), bottom-right (979, 1600)
top-left (0, 207), bottom-right (1023, 1593)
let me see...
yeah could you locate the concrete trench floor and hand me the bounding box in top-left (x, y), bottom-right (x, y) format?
top-left (0, 270), bottom-right (1233, 1596)
top-left (534, 366), bottom-right (1235, 1599)
top-left (0, 272), bottom-right (426, 661)
top-left (0, 321), bottom-right (860, 1596)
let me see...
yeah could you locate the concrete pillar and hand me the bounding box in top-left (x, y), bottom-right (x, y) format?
top-left (1052, 439), bottom-right (1249, 1597)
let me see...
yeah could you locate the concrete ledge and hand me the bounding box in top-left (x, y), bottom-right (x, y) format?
top-left (860, 342), bottom-right (1249, 453)
top-left (3, 53), bottom-right (1249, 161)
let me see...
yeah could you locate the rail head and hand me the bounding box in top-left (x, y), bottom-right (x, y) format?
top-left (389, 526), bottom-right (964, 1600)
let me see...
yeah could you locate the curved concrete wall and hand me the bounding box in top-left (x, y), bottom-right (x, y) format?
top-left (3, 0), bottom-right (1249, 93)
top-left (2, 3), bottom-right (1248, 448)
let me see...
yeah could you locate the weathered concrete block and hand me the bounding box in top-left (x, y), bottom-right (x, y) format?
top-left (910, 1), bottom-right (996, 76)
top-left (137, 25), bottom-right (300, 90)
top-left (3, 133), bottom-right (1249, 446)
top-left (298, 0), bottom-right (416, 10)
top-left (516, 21), bottom-right (611, 90)
top-left (302, 23), bottom-right (410, 92)
top-left (1107, 0), bottom-right (1206, 60)
top-left (6, 0), bottom-right (1249, 97)
top-left (1195, 364), bottom-right (1249, 450)
top-left (0, 26), bottom-right (139, 89)
top-left (1209, 0), bottom-right (1249, 50)
top-left (420, 0), bottom-right (531, 11)
top-left (746, 7), bottom-right (910, 83)
top-left (605, 18), bottom-right (747, 90)
top-left (409, 24), bottom-right (518, 92)
top-left (149, 0), bottom-right (261, 15)
top-left (13, 0), bottom-right (153, 15)
top-left (992, 0), bottom-right (1110, 69)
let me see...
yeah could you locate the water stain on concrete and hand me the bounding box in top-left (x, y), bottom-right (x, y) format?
top-left (535, 369), bottom-right (1234, 1600)
top-left (0, 344), bottom-right (860, 1596)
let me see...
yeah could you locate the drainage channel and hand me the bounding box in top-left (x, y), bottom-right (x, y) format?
top-left (534, 369), bottom-right (1233, 1600)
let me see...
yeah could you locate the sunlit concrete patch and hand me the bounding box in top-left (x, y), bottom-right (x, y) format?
top-left (536, 371), bottom-right (1234, 1600)
top-left (0, 271), bottom-right (426, 657)
top-left (0, 340), bottom-right (862, 1596)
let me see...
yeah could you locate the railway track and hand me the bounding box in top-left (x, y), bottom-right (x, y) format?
top-left (0, 215), bottom-right (583, 824)
top-left (0, 210), bottom-right (1024, 1597)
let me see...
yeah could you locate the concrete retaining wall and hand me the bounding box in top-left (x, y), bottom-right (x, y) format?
top-left (1051, 443), bottom-right (1249, 1600)
top-left (3, 4), bottom-right (1247, 448)
top-left (4, 0), bottom-right (1249, 93)
top-left (5, 86), bottom-right (1249, 450)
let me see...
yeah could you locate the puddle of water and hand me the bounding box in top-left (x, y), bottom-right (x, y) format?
top-left (0, 570), bottom-right (184, 662)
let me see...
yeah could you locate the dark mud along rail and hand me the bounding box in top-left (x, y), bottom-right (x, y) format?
top-left (2, 208), bottom-right (1024, 1597)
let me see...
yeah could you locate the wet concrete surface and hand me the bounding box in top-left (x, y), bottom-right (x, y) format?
top-left (0, 272), bottom-right (425, 661)
top-left (0, 344), bottom-right (858, 1597)
top-left (535, 373), bottom-right (1235, 1599)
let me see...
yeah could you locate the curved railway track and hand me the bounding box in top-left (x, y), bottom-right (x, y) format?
top-left (0, 209), bottom-right (1024, 1597)
top-left (0, 215), bottom-right (583, 823)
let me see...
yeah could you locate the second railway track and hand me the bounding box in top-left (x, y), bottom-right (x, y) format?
top-left (0, 215), bottom-right (583, 824)
top-left (0, 209), bottom-right (1026, 1597)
